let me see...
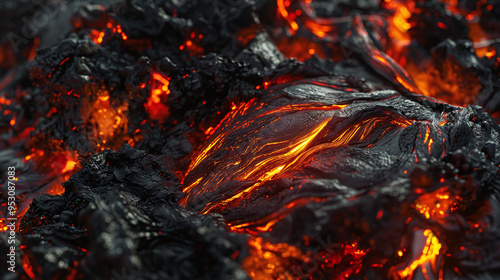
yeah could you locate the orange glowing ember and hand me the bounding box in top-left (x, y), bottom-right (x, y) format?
top-left (275, 37), bottom-right (326, 61)
top-left (277, 0), bottom-right (299, 34)
top-left (243, 237), bottom-right (367, 280)
top-left (179, 32), bottom-right (204, 55)
top-left (383, 0), bottom-right (414, 62)
top-left (62, 160), bottom-right (78, 174)
top-left (89, 21), bottom-right (128, 45)
top-left (0, 220), bottom-right (8, 232)
top-left (243, 237), bottom-right (307, 280)
top-left (405, 58), bottom-right (481, 106)
top-left (81, 88), bottom-right (129, 151)
top-left (145, 72), bottom-right (170, 122)
top-left (414, 187), bottom-right (456, 221)
top-left (25, 146), bottom-right (81, 196)
top-left (272, 0), bottom-right (333, 61)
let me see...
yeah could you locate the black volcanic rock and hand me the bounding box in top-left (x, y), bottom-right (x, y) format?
top-left (19, 145), bottom-right (249, 280)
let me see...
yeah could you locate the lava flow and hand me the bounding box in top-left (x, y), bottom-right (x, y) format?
top-left (1, 0), bottom-right (500, 280)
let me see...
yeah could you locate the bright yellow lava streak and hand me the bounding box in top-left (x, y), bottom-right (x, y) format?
top-left (398, 229), bottom-right (442, 278)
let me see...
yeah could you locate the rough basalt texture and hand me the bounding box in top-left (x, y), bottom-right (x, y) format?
top-left (20, 145), bottom-right (249, 280)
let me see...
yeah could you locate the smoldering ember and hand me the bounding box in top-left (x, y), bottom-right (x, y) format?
top-left (1, 0), bottom-right (500, 279)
